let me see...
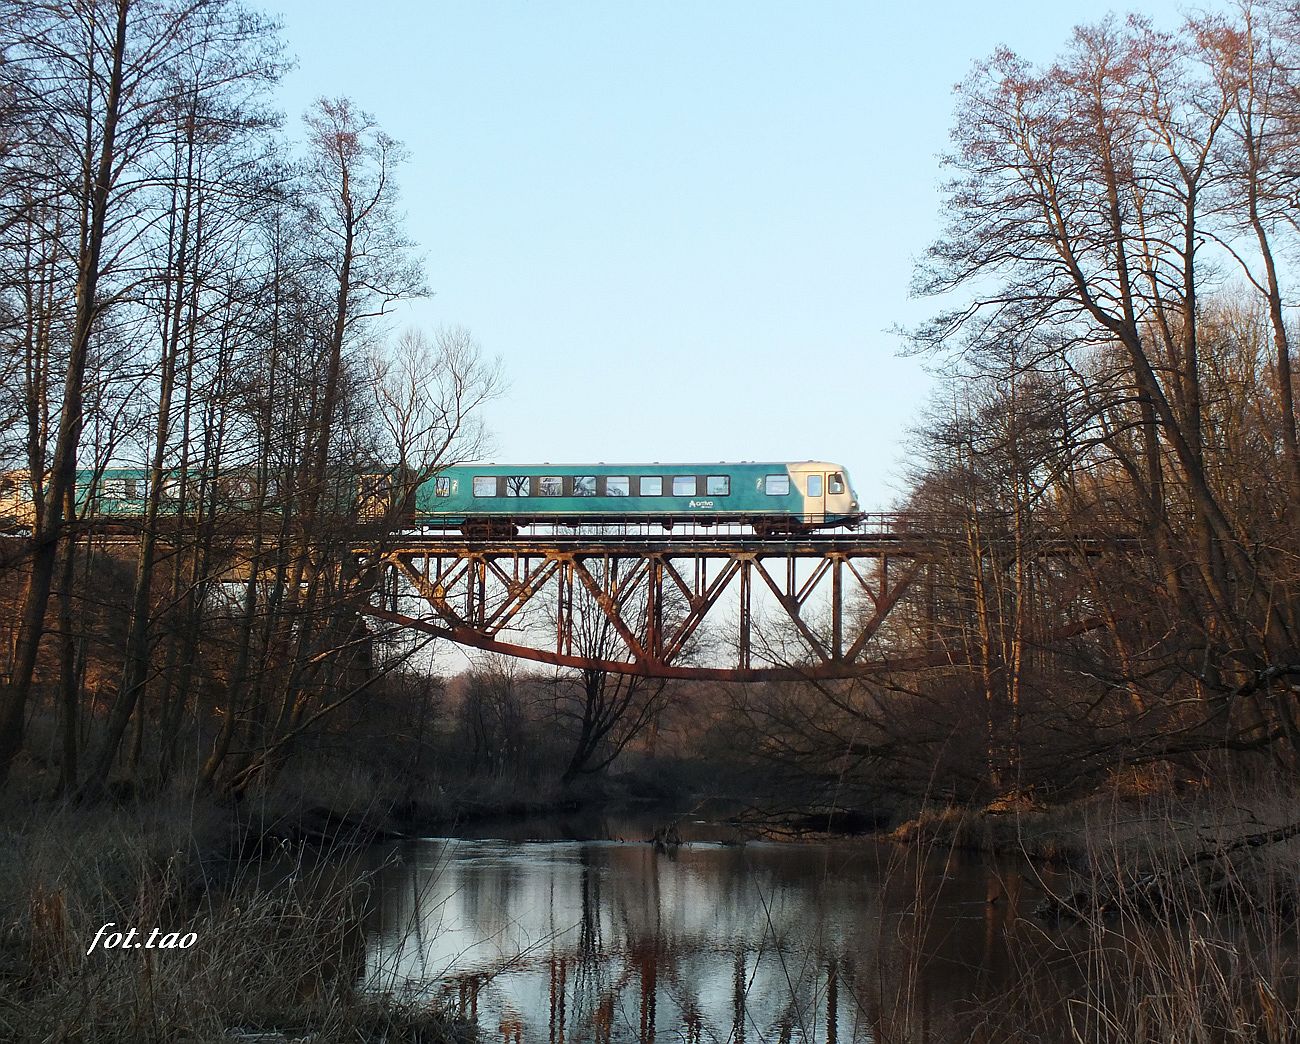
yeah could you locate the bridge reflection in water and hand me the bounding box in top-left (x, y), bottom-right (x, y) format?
top-left (362, 834), bottom-right (1058, 1043)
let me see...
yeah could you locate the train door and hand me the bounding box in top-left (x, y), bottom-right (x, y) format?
top-left (804, 471), bottom-right (825, 522)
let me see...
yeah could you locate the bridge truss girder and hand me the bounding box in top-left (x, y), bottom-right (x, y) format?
top-left (359, 537), bottom-right (923, 681)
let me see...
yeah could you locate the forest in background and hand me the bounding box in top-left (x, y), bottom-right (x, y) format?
top-left (1, 0), bottom-right (1300, 824)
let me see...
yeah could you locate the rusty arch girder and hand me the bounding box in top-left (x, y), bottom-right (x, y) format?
top-left (357, 532), bottom-right (928, 681)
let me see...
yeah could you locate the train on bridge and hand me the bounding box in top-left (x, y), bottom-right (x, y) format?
top-left (0, 460), bottom-right (863, 536)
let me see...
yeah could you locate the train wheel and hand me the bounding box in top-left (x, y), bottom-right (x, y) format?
top-left (462, 520), bottom-right (518, 540)
top-left (753, 519), bottom-right (800, 538)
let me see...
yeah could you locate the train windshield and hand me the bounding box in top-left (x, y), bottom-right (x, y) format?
top-left (829, 472), bottom-right (845, 495)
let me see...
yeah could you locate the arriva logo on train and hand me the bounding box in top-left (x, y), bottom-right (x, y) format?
top-left (688, 500), bottom-right (715, 509)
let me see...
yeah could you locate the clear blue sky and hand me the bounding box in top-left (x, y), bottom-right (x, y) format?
top-left (268, 0), bottom-right (1196, 509)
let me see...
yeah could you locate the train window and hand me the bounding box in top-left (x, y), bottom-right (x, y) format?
top-left (640, 476), bottom-right (663, 496)
top-left (672, 476), bottom-right (696, 496)
top-left (103, 479), bottom-right (126, 499)
top-left (473, 476), bottom-right (498, 497)
top-left (505, 475), bottom-right (530, 497)
top-left (539, 476), bottom-right (563, 496)
top-left (435, 476), bottom-right (452, 497)
top-left (573, 476), bottom-right (596, 497)
top-left (807, 475), bottom-right (823, 497)
top-left (606, 477), bottom-right (630, 496)
top-left (706, 475), bottom-right (730, 496)
top-left (764, 474), bottom-right (790, 496)
top-left (829, 472), bottom-right (845, 494)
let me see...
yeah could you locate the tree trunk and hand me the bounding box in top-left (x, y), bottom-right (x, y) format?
top-left (0, 1), bottom-right (130, 788)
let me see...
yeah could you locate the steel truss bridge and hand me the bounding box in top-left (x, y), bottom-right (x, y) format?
top-left (354, 514), bottom-right (1117, 682)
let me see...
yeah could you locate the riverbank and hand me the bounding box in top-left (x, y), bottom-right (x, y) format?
top-left (241, 753), bottom-right (1300, 924)
top-left (0, 792), bottom-right (475, 1044)
top-left (0, 757), bottom-right (705, 1043)
top-left (254, 755), bottom-right (1300, 946)
top-left (881, 775), bottom-right (1300, 925)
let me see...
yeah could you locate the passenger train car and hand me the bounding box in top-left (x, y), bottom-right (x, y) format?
top-left (0, 460), bottom-right (863, 535)
top-left (0, 468), bottom-right (274, 531)
top-left (411, 461), bottom-right (861, 534)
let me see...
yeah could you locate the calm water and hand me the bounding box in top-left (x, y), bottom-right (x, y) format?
top-left (361, 820), bottom-right (1073, 1043)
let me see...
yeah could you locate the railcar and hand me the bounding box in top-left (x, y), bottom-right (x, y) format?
top-left (78, 469), bottom-right (287, 516)
top-left (0, 468), bottom-right (204, 527)
top-left (412, 461), bottom-right (861, 535)
top-left (0, 469), bottom-right (144, 531)
top-left (0, 468), bottom-right (288, 531)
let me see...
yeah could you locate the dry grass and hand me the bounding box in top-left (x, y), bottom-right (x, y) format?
top-left (1019, 825), bottom-right (1300, 1042)
top-left (875, 774), bottom-right (1300, 1042)
top-left (0, 794), bottom-right (467, 1043)
top-left (977, 779), bottom-right (1300, 1042)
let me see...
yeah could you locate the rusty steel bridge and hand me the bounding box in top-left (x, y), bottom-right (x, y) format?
top-left (354, 514), bottom-right (1117, 682)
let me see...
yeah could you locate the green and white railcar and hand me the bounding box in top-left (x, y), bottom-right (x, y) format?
top-left (70, 469), bottom-right (280, 520)
top-left (413, 461), bottom-right (861, 533)
top-left (1, 469), bottom-right (160, 530)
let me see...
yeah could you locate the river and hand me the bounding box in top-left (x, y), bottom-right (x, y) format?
top-left (360, 814), bottom-right (1085, 1043)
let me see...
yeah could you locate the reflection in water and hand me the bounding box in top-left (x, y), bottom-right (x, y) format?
top-left (363, 837), bottom-right (1052, 1043)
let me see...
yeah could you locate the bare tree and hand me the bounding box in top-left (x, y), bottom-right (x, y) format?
top-left (547, 559), bottom-right (681, 784)
top-left (913, 13), bottom-right (1300, 765)
top-left (208, 99), bottom-right (431, 795)
top-left (81, 0), bottom-right (283, 795)
top-left (366, 325), bottom-right (503, 521)
top-left (0, 0), bottom-right (286, 785)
